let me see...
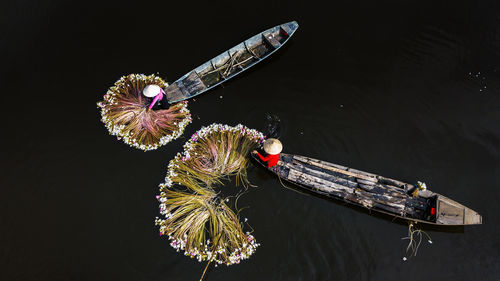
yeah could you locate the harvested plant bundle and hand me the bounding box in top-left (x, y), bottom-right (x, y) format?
top-left (97, 74), bottom-right (192, 151)
top-left (156, 124), bottom-right (265, 265)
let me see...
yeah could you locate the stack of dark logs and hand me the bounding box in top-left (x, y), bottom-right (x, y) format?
top-left (275, 154), bottom-right (429, 220)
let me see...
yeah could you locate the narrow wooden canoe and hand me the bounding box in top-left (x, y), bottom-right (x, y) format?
top-left (164, 21), bottom-right (299, 103)
top-left (252, 153), bottom-right (482, 226)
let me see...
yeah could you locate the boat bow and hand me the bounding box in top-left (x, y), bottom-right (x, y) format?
top-left (164, 21), bottom-right (299, 103)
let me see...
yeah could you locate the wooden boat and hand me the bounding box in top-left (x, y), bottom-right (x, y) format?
top-left (164, 21), bottom-right (299, 103)
top-left (252, 153), bottom-right (482, 226)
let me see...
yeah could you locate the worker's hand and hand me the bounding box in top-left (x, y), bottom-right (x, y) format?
top-left (251, 150), bottom-right (257, 154)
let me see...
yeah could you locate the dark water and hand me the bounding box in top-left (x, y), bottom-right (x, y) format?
top-left (2, 0), bottom-right (500, 280)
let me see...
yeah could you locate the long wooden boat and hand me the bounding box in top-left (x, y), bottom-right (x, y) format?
top-left (252, 153), bottom-right (482, 226)
top-left (164, 21), bottom-right (299, 103)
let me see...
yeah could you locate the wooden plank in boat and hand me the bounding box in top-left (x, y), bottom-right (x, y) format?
top-left (283, 161), bottom-right (411, 216)
top-left (293, 155), bottom-right (348, 170)
top-left (347, 168), bottom-right (378, 180)
top-left (377, 176), bottom-right (407, 188)
top-left (436, 197), bottom-right (464, 225)
top-left (358, 183), bottom-right (376, 191)
top-left (292, 155), bottom-right (407, 197)
top-left (356, 178), bottom-right (377, 185)
top-left (355, 179), bottom-right (405, 197)
top-left (292, 155), bottom-right (375, 181)
top-left (286, 156), bottom-right (408, 198)
top-left (355, 189), bottom-right (406, 215)
top-left (286, 166), bottom-right (354, 195)
top-left (180, 71), bottom-right (206, 95)
top-left (262, 32), bottom-right (281, 49)
top-left (464, 208), bottom-right (482, 225)
top-left (282, 160), bottom-right (358, 189)
top-left (280, 25), bottom-right (293, 36)
top-left (164, 83), bottom-right (185, 104)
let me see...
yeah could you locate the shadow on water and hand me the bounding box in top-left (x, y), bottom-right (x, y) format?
top-left (249, 158), bottom-right (465, 234)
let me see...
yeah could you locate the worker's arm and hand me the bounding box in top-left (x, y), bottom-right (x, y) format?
top-left (256, 152), bottom-right (269, 161)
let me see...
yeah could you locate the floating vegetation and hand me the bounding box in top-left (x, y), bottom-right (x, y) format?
top-left (402, 221), bottom-right (433, 261)
top-left (97, 74), bottom-right (192, 151)
top-left (156, 124), bottom-right (265, 266)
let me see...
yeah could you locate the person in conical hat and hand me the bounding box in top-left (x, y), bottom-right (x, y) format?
top-left (252, 138), bottom-right (282, 168)
top-left (143, 84), bottom-right (168, 110)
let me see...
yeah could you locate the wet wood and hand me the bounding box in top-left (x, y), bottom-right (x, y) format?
top-left (262, 33), bottom-right (281, 48)
top-left (283, 159), bottom-right (410, 216)
top-left (293, 155), bottom-right (375, 181)
top-left (252, 153), bottom-right (482, 226)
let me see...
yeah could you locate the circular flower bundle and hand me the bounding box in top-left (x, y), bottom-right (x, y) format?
top-left (97, 74), bottom-right (192, 151)
top-left (155, 124), bottom-right (265, 265)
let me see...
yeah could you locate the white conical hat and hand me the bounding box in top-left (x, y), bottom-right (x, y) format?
top-left (263, 138), bottom-right (283, 155)
top-left (143, 84), bottom-right (162, 97)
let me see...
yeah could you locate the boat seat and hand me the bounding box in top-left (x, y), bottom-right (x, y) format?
top-left (280, 25), bottom-right (293, 37)
top-left (165, 83), bottom-right (186, 103)
top-left (262, 33), bottom-right (281, 49)
top-left (279, 26), bottom-right (290, 38)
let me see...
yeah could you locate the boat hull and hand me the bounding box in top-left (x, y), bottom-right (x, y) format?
top-left (252, 153), bottom-right (482, 226)
top-left (164, 21), bottom-right (299, 103)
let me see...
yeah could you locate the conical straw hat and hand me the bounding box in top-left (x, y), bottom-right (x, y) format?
top-left (263, 138), bottom-right (283, 155)
top-left (143, 84), bottom-right (162, 97)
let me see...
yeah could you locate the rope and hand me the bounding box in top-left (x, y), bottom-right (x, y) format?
top-left (401, 221), bottom-right (433, 261)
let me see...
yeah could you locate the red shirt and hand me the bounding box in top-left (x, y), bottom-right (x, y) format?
top-left (256, 152), bottom-right (279, 167)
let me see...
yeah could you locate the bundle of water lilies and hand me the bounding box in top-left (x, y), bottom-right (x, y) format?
top-left (155, 124), bottom-right (265, 266)
top-left (97, 74), bottom-right (192, 151)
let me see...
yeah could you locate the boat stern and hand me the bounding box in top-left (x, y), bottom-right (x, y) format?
top-left (464, 207), bottom-right (482, 225)
top-left (281, 21), bottom-right (299, 37)
top-left (436, 195), bottom-right (482, 225)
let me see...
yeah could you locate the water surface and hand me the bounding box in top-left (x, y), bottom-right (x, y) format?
top-left (2, 0), bottom-right (499, 280)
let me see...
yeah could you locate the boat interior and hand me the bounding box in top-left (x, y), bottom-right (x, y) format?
top-left (165, 21), bottom-right (298, 103)
top-left (252, 153), bottom-right (481, 226)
